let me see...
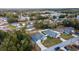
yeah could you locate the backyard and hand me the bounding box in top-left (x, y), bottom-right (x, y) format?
top-left (42, 37), bottom-right (62, 48)
top-left (60, 33), bottom-right (73, 40)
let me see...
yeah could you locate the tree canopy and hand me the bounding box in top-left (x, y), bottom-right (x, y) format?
top-left (0, 30), bottom-right (33, 51)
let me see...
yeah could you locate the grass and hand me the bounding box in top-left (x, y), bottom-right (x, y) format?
top-left (61, 33), bottom-right (73, 40)
top-left (7, 25), bottom-right (16, 29)
top-left (42, 37), bottom-right (62, 48)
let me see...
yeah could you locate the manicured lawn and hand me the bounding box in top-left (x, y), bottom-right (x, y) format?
top-left (42, 37), bottom-right (62, 48)
top-left (7, 25), bottom-right (16, 29)
top-left (61, 34), bottom-right (73, 40)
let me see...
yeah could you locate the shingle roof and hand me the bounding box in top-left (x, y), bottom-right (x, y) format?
top-left (43, 29), bottom-right (58, 38)
top-left (56, 27), bottom-right (74, 33)
top-left (31, 32), bottom-right (46, 42)
top-left (64, 27), bottom-right (74, 33)
top-left (0, 17), bottom-right (8, 21)
top-left (77, 15), bottom-right (79, 20)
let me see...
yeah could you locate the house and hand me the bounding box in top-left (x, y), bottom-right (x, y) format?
top-left (31, 32), bottom-right (47, 42)
top-left (26, 21), bottom-right (35, 31)
top-left (18, 13), bottom-right (30, 21)
top-left (0, 17), bottom-right (8, 21)
top-left (42, 29), bottom-right (61, 38)
top-left (56, 27), bottom-right (75, 34)
top-left (55, 28), bottom-right (64, 33)
top-left (0, 26), bottom-right (11, 32)
top-left (0, 17), bottom-right (8, 25)
top-left (76, 15), bottom-right (79, 21)
top-left (64, 27), bottom-right (75, 34)
top-left (11, 22), bottom-right (21, 28)
top-left (18, 16), bottom-right (29, 21)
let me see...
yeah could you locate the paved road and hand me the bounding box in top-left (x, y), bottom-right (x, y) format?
top-left (44, 37), bottom-right (79, 51)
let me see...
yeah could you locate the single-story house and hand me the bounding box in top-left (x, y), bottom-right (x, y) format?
top-left (56, 27), bottom-right (75, 34)
top-left (26, 21), bottom-right (35, 31)
top-left (0, 17), bottom-right (8, 22)
top-left (11, 22), bottom-right (21, 28)
top-left (31, 32), bottom-right (47, 42)
top-left (55, 28), bottom-right (64, 33)
top-left (0, 17), bottom-right (8, 25)
top-left (0, 26), bottom-right (11, 32)
top-left (42, 29), bottom-right (61, 38)
top-left (11, 23), bottom-right (19, 26)
top-left (18, 14), bottom-right (30, 21)
top-left (76, 15), bottom-right (79, 21)
top-left (64, 27), bottom-right (75, 34)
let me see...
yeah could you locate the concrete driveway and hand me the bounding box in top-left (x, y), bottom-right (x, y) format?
top-left (60, 47), bottom-right (67, 51)
top-left (60, 37), bottom-right (66, 42)
top-left (36, 40), bottom-right (47, 50)
top-left (72, 34), bottom-right (78, 37)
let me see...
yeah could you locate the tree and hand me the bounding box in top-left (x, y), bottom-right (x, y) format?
top-left (0, 30), bottom-right (33, 51)
top-left (34, 20), bottom-right (54, 29)
top-left (62, 19), bottom-right (79, 29)
top-left (0, 30), bottom-right (8, 42)
top-left (6, 12), bottom-right (18, 18)
top-left (37, 15), bottom-right (49, 20)
top-left (62, 19), bottom-right (73, 27)
top-left (59, 15), bottom-right (66, 18)
top-left (7, 18), bottom-right (18, 23)
top-left (53, 16), bottom-right (57, 19)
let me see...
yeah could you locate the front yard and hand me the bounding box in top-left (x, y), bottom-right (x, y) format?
top-left (42, 37), bottom-right (62, 48)
top-left (60, 33), bottom-right (73, 40)
top-left (7, 25), bottom-right (16, 29)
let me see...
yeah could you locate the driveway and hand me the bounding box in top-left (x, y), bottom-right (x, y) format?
top-left (60, 47), bottom-right (67, 51)
top-left (36, 40), bottom-right (47, 50)
top-left (60, 37), bottom-right (66, 42)
top-left (72, 34), bottom-right (78, 37)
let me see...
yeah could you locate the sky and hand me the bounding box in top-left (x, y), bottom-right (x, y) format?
top-left (0, 0), bottom-right (78, 8)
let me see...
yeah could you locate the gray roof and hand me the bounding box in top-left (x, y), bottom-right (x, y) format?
top-left (64, 27), bottom-right (74, 33)
top-left (76, 15), bottom-right (79, 20)
top-left (31, 32), bottom-right (46, 42)
top-left (43, 29), bottom-right (58, 38)
top-left (0, 17), bottom-right (8, 21)
top-left (56, 27), bottom-right (74, 34)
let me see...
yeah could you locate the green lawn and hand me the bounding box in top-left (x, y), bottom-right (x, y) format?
top-left (60, 34), bottom-right (73, 40)
top-left (42, 37), bottom-right (62, 48)
top-left (7, 25), bottom-right (16, 29)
